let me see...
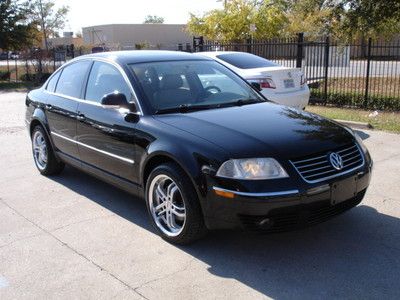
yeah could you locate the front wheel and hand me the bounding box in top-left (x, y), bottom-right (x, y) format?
top-left (146, 163), bottom-right (207, 244)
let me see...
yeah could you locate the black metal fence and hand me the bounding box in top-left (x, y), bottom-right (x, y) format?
top-left (0, 47), bottom-right (90, 84)
top-left (192, 34), bottom-right (400, 110)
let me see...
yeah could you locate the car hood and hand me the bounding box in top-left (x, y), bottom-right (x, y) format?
top-left (154, 102), bottom-right (354, 159)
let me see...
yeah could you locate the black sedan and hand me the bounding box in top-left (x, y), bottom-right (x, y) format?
top-left (25, 51), bottom-right (372, 244)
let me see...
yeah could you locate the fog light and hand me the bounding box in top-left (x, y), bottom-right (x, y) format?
top-left (258, 218), bottom-right (273, 229)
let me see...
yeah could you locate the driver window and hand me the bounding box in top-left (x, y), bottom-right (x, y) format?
top-left (85, 61), bottom-right (132, 103)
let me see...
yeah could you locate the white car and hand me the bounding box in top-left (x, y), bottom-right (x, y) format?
top-left (197, 51), bottom-right (310, 110)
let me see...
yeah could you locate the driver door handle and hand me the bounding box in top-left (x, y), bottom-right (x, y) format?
top-left (76, 114), bottom-right (86, 121)
top-left (45, 104), bottom-right (52, 110)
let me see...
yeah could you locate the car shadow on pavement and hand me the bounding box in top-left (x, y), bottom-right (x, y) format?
top-left (50, 165), bottom-right (400, 299)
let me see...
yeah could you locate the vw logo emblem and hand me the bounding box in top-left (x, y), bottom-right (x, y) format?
top-left (287, 72), bottom-right (292, 78)
top-left (329, 152), bottom-right (343, 170)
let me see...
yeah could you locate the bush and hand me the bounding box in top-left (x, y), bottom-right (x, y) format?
top-left (0, 71), bottom-right (10, 80)
top-left (19, 72), bottom-right (51, 83)
top-left (310, 90), bottom-right (400, 111)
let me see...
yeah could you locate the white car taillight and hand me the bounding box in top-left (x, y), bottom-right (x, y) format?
top-left (249, 78), bottom-right (276, 89)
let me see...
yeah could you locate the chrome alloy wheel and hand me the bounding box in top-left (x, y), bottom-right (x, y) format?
top-left (148, 174), bottom-right (186, 237)
top-left (32, 130), bottom-right (48, 171)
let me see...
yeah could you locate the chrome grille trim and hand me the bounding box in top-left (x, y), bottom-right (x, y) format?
top-left (290, 143), bottom-right (365, 183)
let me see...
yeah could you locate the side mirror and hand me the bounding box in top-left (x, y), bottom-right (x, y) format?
top-left (250, 82), bottom-right (262, 92)
top-left (101, 92), bottom-right (129, 107)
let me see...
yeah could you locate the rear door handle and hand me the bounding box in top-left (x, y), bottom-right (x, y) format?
top-left (76, 114), bottom-right (86, 121)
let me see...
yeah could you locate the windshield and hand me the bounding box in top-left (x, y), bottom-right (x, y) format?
top-left (129, 60), bottom-right (265, 114)
top-left (216, 53), bottom-right (280, 69)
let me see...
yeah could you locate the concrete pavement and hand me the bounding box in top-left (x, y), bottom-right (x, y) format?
top-left (1, 91), bottom-right (400, 299)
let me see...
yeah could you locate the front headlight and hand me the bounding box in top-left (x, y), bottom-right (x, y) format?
top-left (354, 132), bottom-right (368, 153)
top-left (216, 158), bottom-right (289, 180)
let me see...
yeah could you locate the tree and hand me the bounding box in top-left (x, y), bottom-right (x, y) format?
top-left (340, 0), bottom-right (400, 40)
top-left (25, 0), bottom-right (69, 50)
top-left (0, 0), bottom-right (36, 50)
top-left (143, 15), bottom-right (165, 24)
top-left (282, 0), bottom-right (343, 38)
top-left (187, 0), bottom-right (287, 41)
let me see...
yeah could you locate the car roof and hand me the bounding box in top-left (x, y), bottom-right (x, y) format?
top-left (76, 50), bottom-right (212, 65)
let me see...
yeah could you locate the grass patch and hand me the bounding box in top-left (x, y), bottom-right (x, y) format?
top-left (307, 105), bottom-right (400, 133)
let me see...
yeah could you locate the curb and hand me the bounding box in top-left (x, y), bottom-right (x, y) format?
top-left (334, 119), bottom-right (373, 130)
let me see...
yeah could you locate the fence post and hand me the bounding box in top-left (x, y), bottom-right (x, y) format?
top-left (364, 38), bottom-right (372, 108)
top-left (6, 56), bottom-right (10, 82)
top-left (14, 57), bottom-right (18, 82)
top-left (53, 49), bottom-right (56, 72)
top-left (324, 36), bottom-right (330, 103)
top-left (296, 33), bottom-right (304, 68)
top-left (246, 37), bottom-right (252, 53)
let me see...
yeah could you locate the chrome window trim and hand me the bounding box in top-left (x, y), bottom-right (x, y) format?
top-left (212, 187), bottom-right (299, 198)
top-left (44, 56), bottom-right (144, 115)
top-left (290, 143), bottom-right (365, 184)
top-left (51, 131), bottom-right (134, 164)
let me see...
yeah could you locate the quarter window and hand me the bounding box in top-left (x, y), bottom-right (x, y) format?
top-left (85, 62), bottom-right (132, 103)
top-left (55, 61), bottom-right (91, 98)
top-left (46, 71), bottom-right (61, 92)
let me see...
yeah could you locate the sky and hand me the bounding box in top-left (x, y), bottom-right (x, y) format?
top-left (57, 0), bottom-right (223, 34)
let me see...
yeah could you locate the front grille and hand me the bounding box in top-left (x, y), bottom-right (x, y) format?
top-left (290, 143), bottom-right (364, 183)
top-left (238, 189), bottom-right (365, 232)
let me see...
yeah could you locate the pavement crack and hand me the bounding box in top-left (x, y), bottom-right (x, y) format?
top-left (50, 213), bottom-right (115, 232)
top-left (0, 198), bottom-right (145, 299)
top-left (134, 257), bottom-right (196, 294)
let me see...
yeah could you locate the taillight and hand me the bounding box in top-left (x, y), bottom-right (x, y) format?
top-left (250, 78), bottom-right (276, 89)
top-left (300, 74), bottom-right (307, 86)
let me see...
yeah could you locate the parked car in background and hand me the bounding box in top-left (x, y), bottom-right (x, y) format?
top-left (197, 51), bottom-right (310, 110)
top-left (10, 52), bottom-right (20, 59)
top-left (25, 51), bottom-right (372, 244)
top-left (0, 52), bottom-right (10, 60)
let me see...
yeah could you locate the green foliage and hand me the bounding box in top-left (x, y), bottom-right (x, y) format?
top-left (187, 0), bottom-right (400, 42)
top-left (340, 0), bottom-right (400, 40)
top-left (0, 70), bottom-right (11, 80)
top-left (143, 15), bottom-right (165, 24)
top-left (0, 0), bottom-right (36, 50)
top-left (311, 90), bottom-right (400, 111)
top-left (135, 41), bottom-right (150, 50)
top-left (187, 0), bottom-right (287, 41)
top-left (19, 72), bottom-right (51, 83)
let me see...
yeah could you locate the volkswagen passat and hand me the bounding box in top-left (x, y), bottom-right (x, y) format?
top-left (25, 51), bottom-right (372, 244)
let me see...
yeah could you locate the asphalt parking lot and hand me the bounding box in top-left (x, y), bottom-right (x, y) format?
top-left (1, 91), bottom-right (400, 299)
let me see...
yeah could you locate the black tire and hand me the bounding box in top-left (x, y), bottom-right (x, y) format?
top-left (31, 125), bottom-right (65, 175)
top-left (145, 162), bottom-right (207, 244)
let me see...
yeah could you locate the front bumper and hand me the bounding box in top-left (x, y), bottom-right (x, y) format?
top-left (202, 162), bottom-right (371, 231)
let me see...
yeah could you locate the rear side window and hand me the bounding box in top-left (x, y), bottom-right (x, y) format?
top-left (85, 61), bottom-right (132, 103)
top-left (46, 71), bottom-right (61, 92)
top-left (55, 61), bottom-right (91, 98)
top-left (216, 53), bottom-right (279, 69)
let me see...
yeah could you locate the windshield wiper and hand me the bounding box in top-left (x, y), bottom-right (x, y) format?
top-left (155, 103), bottom-right (221, 115)
top-left (226, 98), bottom-right (264, 107)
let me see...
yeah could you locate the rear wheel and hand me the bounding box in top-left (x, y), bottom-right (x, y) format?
top-left (31, 125), bottom-right (64, 175)
top-left (146, 163), bottom-right (207, 244)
